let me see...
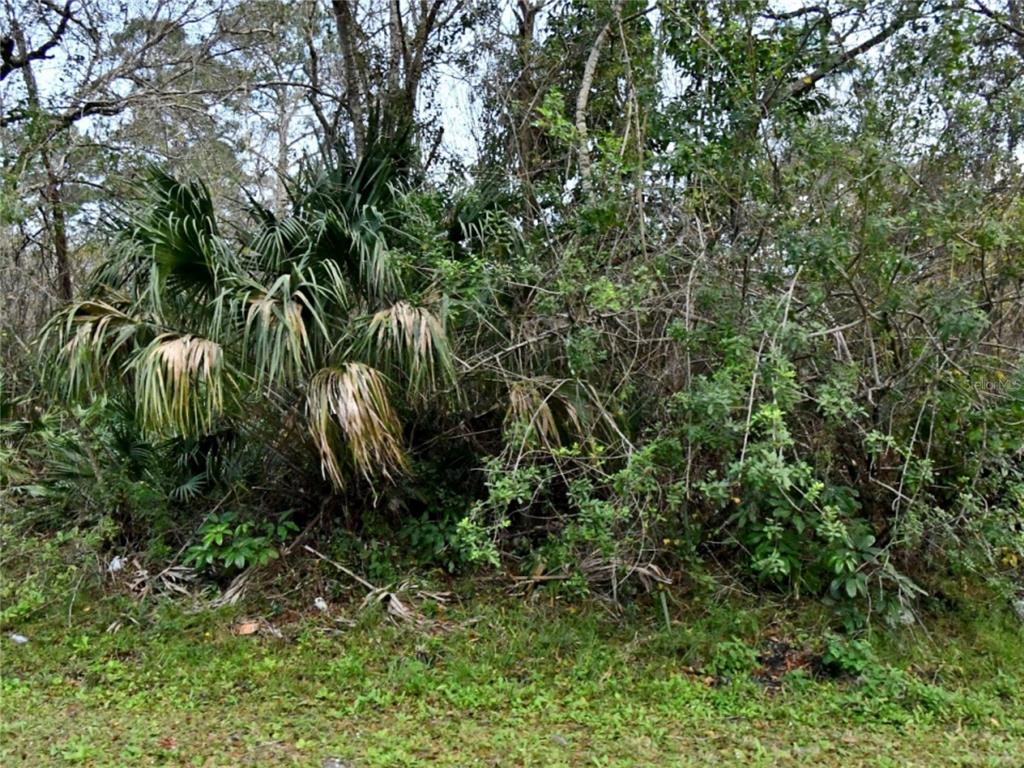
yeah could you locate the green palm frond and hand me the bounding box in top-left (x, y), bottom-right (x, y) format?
top-left (243, 291), bottom-right (310, 386)
top-left (290, 131), bottom-right (409, 299)
top-left (248, 205), bottom-right (398, 300)
top-left (244, 217), bottom-right (313, 274)
top-left (170, 470), bottom-right (207, 502)
top-left (133, 333), bottom-right (229, 437)
top-left (315, 207), bottom-right (399, 298)
top-left (233, 258), bottom-right (354, 388)
top-left (306, 363), bottom-right (407, 490)
top-left (444, 179), bottom-right (523, 259)
top-left (132, 170), bottom-right (232, 302)
top-left (361, 301), bottom-right (456, 395)
top-left (44, 300), bottom-right (152, 400)
top-left (295, 119), bottom-right (410, 215)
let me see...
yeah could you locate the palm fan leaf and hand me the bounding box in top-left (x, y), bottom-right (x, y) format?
top-left (243, 216), bottom-right (313, 274)
top-left (316, 207), bottom-right (398, 298)
top-left (306, 363), bottom-right (407, 489)
top-left (45, 300), bottom-right (152, 400)
top-left (361, 301), bottom-right (456, 395)
top-left (233, 258), bottom-right (353, 387)
top-left (238, 276), bottom-right (315, 387)
top-left (290, 129), bottom-right (409, 298)
top-left (133, 333), bottom-right (229, 437)
top-left (131, 170), bottom-right (233, 302)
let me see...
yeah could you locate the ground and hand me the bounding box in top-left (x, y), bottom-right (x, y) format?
top-left (1, 563), bottom-right (1022, 766)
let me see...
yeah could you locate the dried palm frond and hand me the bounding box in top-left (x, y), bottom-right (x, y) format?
top-left (134, 333), bottom-right (228, 436)
top-left (580, 554), bottom-right (671, 591)
top-left (210, 569), bottom-right (254, 608)
top-left (505, 380), bottom-right (584, 451)
top-left (362, 301), bottom-right (456, 395)
top-left (504, 379), bottom-right (630, 455)
top-left (360, 587), bottom-right (420, 623)
top-left (306, 363), bottom-right (407, 489)
top-left (119, 558), bottom-right (198, 599)
top-left (303, 545), bottom-right (448, 631)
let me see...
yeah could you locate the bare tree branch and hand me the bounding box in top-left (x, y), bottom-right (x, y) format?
top-left (1, 0), bottom-right (72, 81)
top-left (762, 1), bottom-right (923, 110)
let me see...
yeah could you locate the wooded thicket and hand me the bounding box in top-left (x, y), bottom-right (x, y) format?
top-left (2, 0), bottom-right (1023, 622)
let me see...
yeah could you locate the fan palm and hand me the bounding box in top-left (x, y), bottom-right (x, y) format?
top-left (44, 146), bottom-right (455, 493)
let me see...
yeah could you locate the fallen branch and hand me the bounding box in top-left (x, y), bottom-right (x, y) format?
top-left (303, 545), bottom-right (444, 629)
top-left (303, 544), bottom-right (377, 591)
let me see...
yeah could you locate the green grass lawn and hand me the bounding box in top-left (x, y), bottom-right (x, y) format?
top-left (2, 577), bottom-right (1022, 767)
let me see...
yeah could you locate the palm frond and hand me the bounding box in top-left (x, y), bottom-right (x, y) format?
top-left (239, 280), bottom-right (314, 387)
top-left (170, 471), bottom-right (207, 502)
top-left (243, 217), bottom-right (313, 274)
top-left (133, 170), bottom-right (233, 302)
top-left (505, 381), bottom-right (579, 451)
top-left (318, 207), bottom-right (399, 298)
top-left (306, 363), bottom-right (407, 489)
top-left (44, 300), bottom-right (151, 400)
top-left (289, 132), bottom-right (409, 299)
top-left (505, 379), bottom-right (630, 454)
top-left (295, 119), bottom-right (411, 214)
top-left (361, 301), bottom-right (456, 395)
top-left (234, 260), bottom-right (351, 387)
top-left (133, 334), bottom-right (228, 437)
top-left (444, 179), bottom-right (523, 260)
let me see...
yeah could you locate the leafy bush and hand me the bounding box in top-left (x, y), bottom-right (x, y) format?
top-left (821, 635), bottom-right (881, 678)
top-left (184, 512), bottom-right (298, 572)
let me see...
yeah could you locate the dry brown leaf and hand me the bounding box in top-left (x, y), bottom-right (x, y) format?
top-left (234, 620), bottom-right (260, 636)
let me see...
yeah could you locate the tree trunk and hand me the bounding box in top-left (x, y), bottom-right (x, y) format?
top-left (43, 158), bottom-right (73, 302)
top-left (274, 85), bottom-right (295, 216)
top-left (575, 2), bottom-right (622, 197)
top-left (12, 19), bottom-right (72, 302)
top-left (331, 0), bottom-right (367, 157)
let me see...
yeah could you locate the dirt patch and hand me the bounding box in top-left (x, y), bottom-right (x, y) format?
top-left (753, 637), bottom-right (818, 689)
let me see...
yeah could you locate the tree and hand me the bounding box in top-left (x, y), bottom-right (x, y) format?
top-left (46, 142), bottom-right (455, 501)
top-left (1, 0), bottom-right (263, 344)
top-left (326, 0), bottom-right (475, 157)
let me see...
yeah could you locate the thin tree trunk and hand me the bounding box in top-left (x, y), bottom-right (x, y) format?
top-left (43, 157), bottom-right (72, 302)
top-left (574, 2), bottom-right (622, 197)
top-left (12, 20), bottom-right (72, 302)
top-left (274, 85), bottom-right (295, 217)
top-left (331, 0), bottom-right (367, 157)
top-left (513, 1), bottom-right (542, 188)
top-left (399, 0), bottom-right (442, 131)
top-left (388, 0), bottom-right (404, 102)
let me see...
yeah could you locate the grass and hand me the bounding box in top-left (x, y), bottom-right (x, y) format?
top-left (1, 533), bottom-right (1022, 766)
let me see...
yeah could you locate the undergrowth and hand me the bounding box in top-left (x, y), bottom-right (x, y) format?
top-left (1, 530), bottom-right (1022, 766)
